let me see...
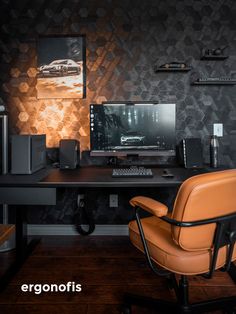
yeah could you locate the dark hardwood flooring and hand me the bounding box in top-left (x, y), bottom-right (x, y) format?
top-left (0, 236), bottom-right (236, 313)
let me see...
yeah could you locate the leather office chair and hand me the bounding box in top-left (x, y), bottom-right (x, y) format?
top-left (123, 169), bottom-right (236, 313)
top-left (0, 225), bottom-right (15, 246)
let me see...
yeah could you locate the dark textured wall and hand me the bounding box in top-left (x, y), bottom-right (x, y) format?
top-left (1, 0), bottom-right (236, 224)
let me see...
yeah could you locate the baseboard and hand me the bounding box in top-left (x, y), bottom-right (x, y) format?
top-left (28, 224), bottom-right (129, 236)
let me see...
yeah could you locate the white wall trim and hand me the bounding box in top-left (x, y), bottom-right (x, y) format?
top-left (28, 224), bottom-right (129, 236)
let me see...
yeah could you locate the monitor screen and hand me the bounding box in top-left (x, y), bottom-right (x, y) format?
top-left (90, 102), bottom-right (176, 156)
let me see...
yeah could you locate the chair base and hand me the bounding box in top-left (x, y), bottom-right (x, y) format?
top-left (123, 275), bottom-right (236, 314)
top-left (123, 293), bottom-right (236, 313)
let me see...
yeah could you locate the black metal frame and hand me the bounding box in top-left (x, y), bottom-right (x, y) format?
top-left (0, 206), bottom-right (40, 291)
top-left (37, 34), bottom-right (86, 99)
top-left (123, 207), bottom-right (236, 313)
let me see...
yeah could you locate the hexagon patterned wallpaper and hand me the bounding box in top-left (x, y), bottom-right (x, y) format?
top-left (0, 0), bottom-right (236, 224)
top-left (0, 0), bottom-right (236, 167)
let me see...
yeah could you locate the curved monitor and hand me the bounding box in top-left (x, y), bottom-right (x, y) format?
top-left (90, 102), bottom-right (176, 157)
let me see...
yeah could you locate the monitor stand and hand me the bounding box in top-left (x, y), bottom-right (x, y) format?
top-left (126, 154), bottom-right (140, 166)
top-left (107, 154), bottom-right (140, 167)
top-left (107, 156), bottom-right (119, 166)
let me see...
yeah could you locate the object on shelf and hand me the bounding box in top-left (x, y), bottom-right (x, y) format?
top-left (201, 46), bottom-right (228, 60)
top-left (155, 62), bottom-right (191, 72)
top-left (160, 62), bottom-right (187, 68)
top-left (192, 77), bottom-right (236, 85)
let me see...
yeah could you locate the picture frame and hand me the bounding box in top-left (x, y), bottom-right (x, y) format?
top-left (36, 35), bottom-right (86, 99)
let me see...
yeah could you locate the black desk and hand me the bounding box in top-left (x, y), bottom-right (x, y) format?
top-left (0, 166), bottom-right (209, 188)
top-left (0, 166), bottom-right (221, 290)
top-left (40, 167), bottom-right (208, 187)
top-left (0, 167), bottom-right (210, 205)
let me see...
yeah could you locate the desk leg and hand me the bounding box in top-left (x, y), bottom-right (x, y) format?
top-left (228, 263), bottom-right (236, 284)
top-left (0, 206), bottom-right (40, 291)
top-left (16, 207), bottom-right (40, 262)
top-left (15, 206), bottom-right (28, 262)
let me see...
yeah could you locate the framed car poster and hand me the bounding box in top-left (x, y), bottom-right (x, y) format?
top-left (36, 35), bottom-right (86, 99)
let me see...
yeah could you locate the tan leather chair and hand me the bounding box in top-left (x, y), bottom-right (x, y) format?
top-left (0, 225), bottom-right (15, 246)
top-left (123, 169), bottom-right (236, 313)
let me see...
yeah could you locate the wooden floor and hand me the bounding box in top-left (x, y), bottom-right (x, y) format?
top-left (0, 236), bottom-right (236, 313)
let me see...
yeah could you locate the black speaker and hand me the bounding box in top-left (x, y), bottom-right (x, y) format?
top-left (178, 138), bottom-right (203, 168)
top-left (59, 139), bottom-right (79, 169)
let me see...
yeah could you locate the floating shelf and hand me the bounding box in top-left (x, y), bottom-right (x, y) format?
top-left (192, 80), bottom-right (236, 85)
top-left (200, 55), bottom-right (228, 61)
top-left (155, 67), bottom-right (191, 72)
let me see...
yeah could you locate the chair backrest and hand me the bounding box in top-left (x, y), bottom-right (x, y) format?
top-left (171, 169), bottom-right (236, 251)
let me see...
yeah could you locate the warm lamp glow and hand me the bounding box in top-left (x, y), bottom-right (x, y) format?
top-left (39, 105), bottom-right (64, 127)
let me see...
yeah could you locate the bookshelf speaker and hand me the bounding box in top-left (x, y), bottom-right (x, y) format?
top-left (59, 139), bottom-right (80, 169)
top-left (178, 138), bottom-right (203, 168)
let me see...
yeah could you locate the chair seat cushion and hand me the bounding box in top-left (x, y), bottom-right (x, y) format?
top-left (129, 216), bottom-right (236, 275)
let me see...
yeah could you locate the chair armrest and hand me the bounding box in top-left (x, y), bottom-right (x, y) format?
top-left (130, 196), bottom-right (168, 217)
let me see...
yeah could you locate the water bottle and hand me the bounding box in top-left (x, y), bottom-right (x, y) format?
top-left (210, 135), bottom-right (219, 168)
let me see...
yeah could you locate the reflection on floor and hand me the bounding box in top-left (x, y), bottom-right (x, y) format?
top-left (0, 236), bottom-right (235, 313)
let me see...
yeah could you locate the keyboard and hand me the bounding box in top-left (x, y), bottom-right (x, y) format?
top-left (112, 167), bottom-right (153, 178)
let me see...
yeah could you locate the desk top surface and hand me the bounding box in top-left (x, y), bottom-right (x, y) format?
top-left (0, 166), bottom-right (211, 188)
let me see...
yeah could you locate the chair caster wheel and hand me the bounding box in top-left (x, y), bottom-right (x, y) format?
top-left (167, 277), bottom-right (174, 289)
top-left (121, 304), bottom-right (131, 314)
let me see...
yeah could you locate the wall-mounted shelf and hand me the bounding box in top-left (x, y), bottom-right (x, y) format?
top-left (200, 55), bottom-right (228, 61)
top-left (155, 67), bottom-right (191, 72)
top-left (192, 80), bottom-right (236, 86)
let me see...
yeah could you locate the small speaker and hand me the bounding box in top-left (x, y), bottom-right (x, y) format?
top-left (178, 138), bottom-right (203, 168)
top-left (59, 139), bottom-right (79, 169)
